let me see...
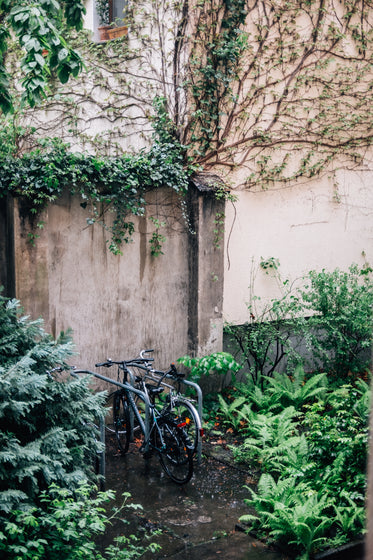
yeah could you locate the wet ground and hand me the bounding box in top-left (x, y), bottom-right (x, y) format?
top-left (102, 437), bottom-right (288, 560)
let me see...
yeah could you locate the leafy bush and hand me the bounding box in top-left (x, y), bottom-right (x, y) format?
top-left (178, 352), bottom-right (241, 386)
top-left (0, 484), bottom-right (160, 560)
top-left (303, 380), bottom-right (369, 500)
top-left (224, 287), bottom-right (306, 385)
top-left (299, 264), bottom-right (373, 376)
top-left (225, 264), bottom-right (373, 384)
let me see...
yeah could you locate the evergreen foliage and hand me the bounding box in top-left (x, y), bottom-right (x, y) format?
top-left (0, 292), bottom-right (106, 518)
top-left (0, 292), bottom-right (160, 560)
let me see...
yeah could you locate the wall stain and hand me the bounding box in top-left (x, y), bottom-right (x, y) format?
top-left (139, 215), bottom-right (147, 283)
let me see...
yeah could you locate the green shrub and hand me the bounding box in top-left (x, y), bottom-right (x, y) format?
top-left (0, 295), bottom-right (107, 515)
top-left (303, 380), bottom-right (370, 500)
top-left (178, 351), bottom-right (241, 386)
top-left (300, 264), bottom-right (373, 376)
top-left (0, 484), bottom-right (160, 560)
top-left (224, 287), bottom-right (306, 385)
top-left (224, 264), bottom-right (373, 384)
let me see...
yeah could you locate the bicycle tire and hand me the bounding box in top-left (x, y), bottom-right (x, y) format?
top-left (113, 392), bottom-right (130, 454)
top-left (168, 397), bottom-right (200, 457)
top-left (157, 419), bottom-right (193, 485)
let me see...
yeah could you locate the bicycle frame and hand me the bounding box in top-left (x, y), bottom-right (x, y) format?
top-left (124, 360), bottom-right (204, 461)
top-left (71, 368), bottom-right (153, 452)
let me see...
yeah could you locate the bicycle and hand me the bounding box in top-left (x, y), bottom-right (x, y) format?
top-left (95, 358), bottom-right (194, 485)
top-left (133, 350), bottom-right (203, 457)
top-left (99, 351), bottom-right (203, 458)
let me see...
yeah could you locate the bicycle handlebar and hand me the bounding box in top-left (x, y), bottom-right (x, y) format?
top-left (95, 356), bottom-right (154, 368)
top-left (139, 349), bottom-right (154, 359)
top-left (95, 352), bottom-right (185, 383)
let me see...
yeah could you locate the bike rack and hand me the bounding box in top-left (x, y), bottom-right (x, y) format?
top-left (182, 379), bottom-right (203, 462)
top-left (71, 369), bottom-right (152, 461)
top-left (72, 366), bottom-right (203, 468)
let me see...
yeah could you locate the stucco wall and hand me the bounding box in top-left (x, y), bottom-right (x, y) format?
top-left (223, 166), bottom-right (373, 324)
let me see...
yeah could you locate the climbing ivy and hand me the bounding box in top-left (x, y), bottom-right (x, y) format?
top-left (0, 126), bottom-right (190, 254)
top-left (10, 0), bottom-right (371, 188)
top-left (182, 0), bottom-right (373, 185)
top-left (0, 0), bottom-right (372, 252)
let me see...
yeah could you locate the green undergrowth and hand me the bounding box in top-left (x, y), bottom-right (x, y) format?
top-left (207, 367), bottom-right (369, 559)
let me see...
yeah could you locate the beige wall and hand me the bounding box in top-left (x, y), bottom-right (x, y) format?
top-left (223, 166), bottom-right (373, 324)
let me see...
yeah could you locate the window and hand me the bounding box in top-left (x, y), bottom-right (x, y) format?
top-left (96, 0), bottom-right (128, 41)
top-left (110, 0), bottom-right (127, 24)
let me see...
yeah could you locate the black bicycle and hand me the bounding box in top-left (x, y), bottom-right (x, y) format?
top-left (96, 358), bottom-right (194, 485)
top-left (133, 350), bottom-right (203, 457)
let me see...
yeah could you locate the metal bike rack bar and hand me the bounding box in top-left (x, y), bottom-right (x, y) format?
top-left (98, 416), bottom-right (106, 489)
top-left (182, 379), bottom-right (203, 463)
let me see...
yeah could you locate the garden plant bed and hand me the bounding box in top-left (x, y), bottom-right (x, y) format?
top-left (199, 371), bottom-right (368, 560)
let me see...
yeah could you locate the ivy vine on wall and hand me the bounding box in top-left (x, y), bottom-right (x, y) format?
top-left (5, 0), bottom-right (371, 182)
top-left (0, 121), bottom-right (190, 254)
top-left (182, 0), bottom-right (373, 185)
top-left (0, 0), bottom-right (372, 254)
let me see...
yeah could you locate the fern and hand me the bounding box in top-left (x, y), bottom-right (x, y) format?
top-left (217, 394), bottom-right (247, 429)
top-left (232, 407), bottom-right (302, 472)
top-left (267, 367), bottom-right (328, 410)
top-left (242, 475), bottom-right (333, 558)
top-left (236, 381), bottom-right (281, 414)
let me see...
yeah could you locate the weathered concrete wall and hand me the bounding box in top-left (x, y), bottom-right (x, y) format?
top-left (187, 185), bottom-right (225, 357)
top-left (1, 186), bottom-right (224, 388)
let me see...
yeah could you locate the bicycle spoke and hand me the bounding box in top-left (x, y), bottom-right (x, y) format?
top-left (113, 393), bottom-right (130, 454)
top-left (169, 398), bottom-right (199, 456)
top-left (157, 420), bottom-right (193, 484)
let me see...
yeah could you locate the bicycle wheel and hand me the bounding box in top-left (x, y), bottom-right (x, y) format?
top-left (113, 392), bottom-right (130, 454)
top-left (168, 397), bottom-right (200, 456)
top-left (157, 419), bottom-right (193, 485)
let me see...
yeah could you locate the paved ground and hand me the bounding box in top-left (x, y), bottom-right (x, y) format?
top-left (102, 436), bottom-right (287, 560)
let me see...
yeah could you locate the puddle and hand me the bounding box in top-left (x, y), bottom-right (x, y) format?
top-left (101, 439), bottom-right (287, 559)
